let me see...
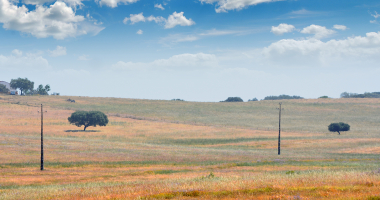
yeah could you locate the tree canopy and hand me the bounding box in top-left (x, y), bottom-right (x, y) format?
top-left (221, 97), bottom-right (244, 102)
top-left (10, 78), bottom-right (34, 95)
top-left (0, 84), bottom-right (9, 93)
top-left (68, 111), bottom-right (109, 131)
top-left (248, 98), bottom-right (258, 102)
top-left (328, 122), bottom-right (350, 135)
top-left (340, 92), bottom-right (380, 98)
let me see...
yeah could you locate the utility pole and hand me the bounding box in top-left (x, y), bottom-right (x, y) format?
top-left (277, 103), bottom-right (283, 155)
top-left (41, 104), bottom-right (44, 171)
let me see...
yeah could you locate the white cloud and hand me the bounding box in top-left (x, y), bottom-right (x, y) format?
top-left (271, 23), bottom-right (295, 35)
top-left (123, 13), bottom-right (145, 24)
top-left (160, 34), bottom-right (199, 45)
top-left (146, 15), bottom-right (166, 23)
top-left (12, 49), bottom-right (23, 57)
top-left (0, 50), bottom-right (49, 70)
top-left (370, 11), bottom-right (380, 24)
top-left (0, 0), bottom-right (104, 39)
top-left (261, 31), bottom-right (380, 68)
top-left (136, 29), bottom-right (143, 34)
top-left (300, 25), bottom-right (335, 39)
top-left (290, 9), bottom-right (315, 15)
top-left (123, 12), bottom-right (194, 29)
top-left (154, 3), bottom-right (164, 10)
top-left (49, 46), bottom-right (67, 57)
top-left (333, 25), bottom-right (347, 31)
top-left (97, 0), bottom-right (139, 8)
top-left (371, 11), bottom-right (380, 19)
top-left (22, 0), bottom-right (84, 8)
top-left (160, 29), bottom-right (245, 45)
top-left (199, 29), bottom-right (243, 36)
top-left (199, 0), bottom-right (279, 13)
top-left (113, 53), bottom-right (218, 71)
top-left (165, 12), bottom-right (195, 29)
top-left (87, 13), bottom-right (103, 25)
top-left (123, 13), bottom-right (165, 24)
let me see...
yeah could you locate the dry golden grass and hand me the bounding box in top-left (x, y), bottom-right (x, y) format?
top-left (1, 95), bottom-right (380, 199)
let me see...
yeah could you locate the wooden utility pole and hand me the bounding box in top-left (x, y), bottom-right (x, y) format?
top-left (277, 103), bottom-right (283, 155)
top-left (41, 104), bottom-right (44, 171)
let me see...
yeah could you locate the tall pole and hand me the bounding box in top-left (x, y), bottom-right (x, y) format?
top-left (41, 104), bottom-right (44, 171)
top-left (278, 103), bottom-right (281, 155)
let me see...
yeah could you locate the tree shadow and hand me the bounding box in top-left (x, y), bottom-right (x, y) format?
top-left (64, 130), bottom-right (100, 132)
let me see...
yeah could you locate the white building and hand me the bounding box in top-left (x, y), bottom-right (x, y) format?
top-left (0, 81), bottom-right (17, 93)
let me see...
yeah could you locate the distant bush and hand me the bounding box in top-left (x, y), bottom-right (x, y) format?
top-left (263, 95), bottom-right (304, 100)
top-left (0, 84), bottom-right (9, 94)
top-left (248, 98), bottom-right (258, 102)
top-left (171, 99), bottom-right (184, 101)
top-left (340, 92), bottom-right (380, 98)
top-left (221, 97), bottom-right (243, 102)
top-left (319, 96), bottom-right (329, 99)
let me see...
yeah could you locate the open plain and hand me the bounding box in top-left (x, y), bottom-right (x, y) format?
top-left (1, 95), bottom-right (380, 199)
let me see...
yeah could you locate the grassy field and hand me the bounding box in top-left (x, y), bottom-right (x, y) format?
top-left (0, 95), bottom-right (380, 199)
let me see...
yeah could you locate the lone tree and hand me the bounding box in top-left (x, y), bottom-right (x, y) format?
top-left (328, 122), bottom-right (350, 135)
top-left (10, 77), bottom-right (34, 95)
top-left (68, 111), bottom-right (109, 131)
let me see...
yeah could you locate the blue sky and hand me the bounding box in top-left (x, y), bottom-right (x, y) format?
top-left (1, 0), bottom-right (380, 101)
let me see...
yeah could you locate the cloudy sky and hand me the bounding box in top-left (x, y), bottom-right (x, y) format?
top-left (1, 0), bottom-right (380, 101)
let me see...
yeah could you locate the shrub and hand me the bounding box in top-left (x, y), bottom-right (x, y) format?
top-left (221, 97), bottom-right (243, 102)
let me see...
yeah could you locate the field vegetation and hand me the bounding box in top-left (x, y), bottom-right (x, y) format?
top-left (0, 95), bottom-right (380, 199)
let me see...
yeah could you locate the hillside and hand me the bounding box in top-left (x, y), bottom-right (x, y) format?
top-left (1, 94), bottom-right (380, 199)
top-left (1, 94), bottom-right (379, 133)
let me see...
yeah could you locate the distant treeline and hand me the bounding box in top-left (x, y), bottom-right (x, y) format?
top-left (341, 92), bottom-right (380, 98)
top-left (263, 95), bottom-right (304, 100)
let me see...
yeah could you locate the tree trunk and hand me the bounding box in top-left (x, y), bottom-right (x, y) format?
top-left (338, 131), bottom-right (340, 135)
top-left (84, 126), bottom-right (87, 131)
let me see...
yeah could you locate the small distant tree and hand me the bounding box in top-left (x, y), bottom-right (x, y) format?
top-left (0, 84), bottom-right (9, 93)
top-left (68, 111), bottom-right (109, 131)
top-left (328, 122), bottom-right (350, 135)
top-left (10, 78), bottom-right (34, 95)
top-left (319, 96), bottom-right (329, 99)
top-left (248, 98), bottom-right (258, 101)
top-left (36, 84), bottom-right (51, 95)
top-left (221, 97), bottom-right (244, 102)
